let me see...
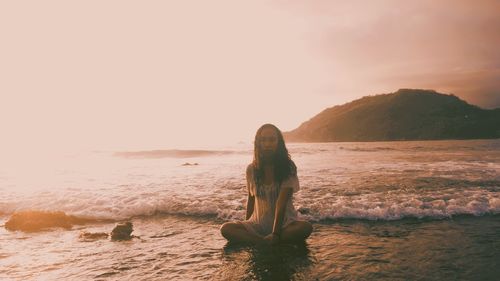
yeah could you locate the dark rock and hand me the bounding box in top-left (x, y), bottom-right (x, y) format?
top-left (110, 222), bottom-right (134, 240)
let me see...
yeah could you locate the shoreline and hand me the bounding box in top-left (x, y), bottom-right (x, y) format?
top-left (2, 209), bottom-right (500, 232)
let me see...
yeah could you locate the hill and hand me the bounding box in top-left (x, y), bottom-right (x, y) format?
top-left (283, 89), bottom-right (500, 142)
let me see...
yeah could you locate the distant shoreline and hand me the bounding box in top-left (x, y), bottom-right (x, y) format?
top-left (286, 137), bottom-right (500, 144)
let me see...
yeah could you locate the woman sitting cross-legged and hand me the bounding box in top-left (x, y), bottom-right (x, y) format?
top-left (220, 123), bottom-right (313, 245)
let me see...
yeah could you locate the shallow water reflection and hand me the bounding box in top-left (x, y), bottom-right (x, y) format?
top-left (217, 242), bottom-right (315, 281)
top-left (214, 216), bottom-right (500, 280)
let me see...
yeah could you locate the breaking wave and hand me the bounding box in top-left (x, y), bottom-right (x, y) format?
top-left (2, 187), bottom-right (499, 224)
top-left (113, 149), bottom-right (246, 159)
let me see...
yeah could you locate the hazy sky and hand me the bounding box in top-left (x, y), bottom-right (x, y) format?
top-left (1, 0), bottom-right (499, 152)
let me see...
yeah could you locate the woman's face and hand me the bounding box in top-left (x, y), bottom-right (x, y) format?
top-left (259, 127), bottom-right (279, 154)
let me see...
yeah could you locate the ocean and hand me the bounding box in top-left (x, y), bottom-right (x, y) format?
top-left (1, 139), bottom-right (499, 280)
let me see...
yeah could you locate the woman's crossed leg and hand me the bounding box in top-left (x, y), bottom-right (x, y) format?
top-left (220, 220), bottom-right (312, 245)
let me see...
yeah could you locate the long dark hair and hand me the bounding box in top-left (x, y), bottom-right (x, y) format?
top-left (251, 124), bottom-right (296, 196)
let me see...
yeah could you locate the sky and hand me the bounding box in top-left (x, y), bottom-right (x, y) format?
top-left (1, 0), bottom-right (499, 153)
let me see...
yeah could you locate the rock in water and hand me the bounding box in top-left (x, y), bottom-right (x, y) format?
top-left (5, 210), bottom-right (94, 232)
top-left (111, 222), bottom-right (133, 240)
top-left (79, 231), bottom-right (109, 241)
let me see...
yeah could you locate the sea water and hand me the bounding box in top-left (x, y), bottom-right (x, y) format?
top-left (0, 139), bottom-right (499, 280)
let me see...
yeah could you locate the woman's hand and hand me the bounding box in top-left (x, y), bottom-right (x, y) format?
top-left (263, 233), bottom-right (280, 245)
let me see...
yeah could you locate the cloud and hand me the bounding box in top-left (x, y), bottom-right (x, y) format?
top-left (283, 0), bottom-right (500, 108)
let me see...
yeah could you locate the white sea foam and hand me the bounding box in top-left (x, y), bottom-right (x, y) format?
top-left (1, 186), bottom-right (499, 222)
top-left (295, 191), bottom-right (500, 221)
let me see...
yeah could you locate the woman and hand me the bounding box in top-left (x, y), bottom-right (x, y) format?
top-left (220, 124), bottom-right (313, 245)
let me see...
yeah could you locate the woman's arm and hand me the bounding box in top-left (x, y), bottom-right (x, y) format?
top-left (246, 194), bottom-right (255, 220)
top-left (271, 187), bottom-right (293, 236)
top-left (245, 164), bottom-right (255, 220)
